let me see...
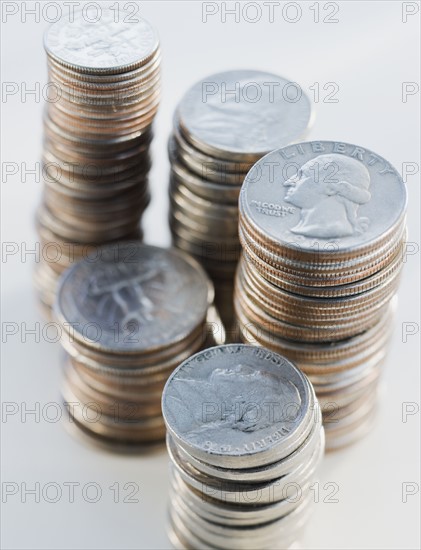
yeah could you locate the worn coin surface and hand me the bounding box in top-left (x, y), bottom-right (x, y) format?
top-left (54, 242), bottom-right (213, 354)
top-left (177, 70), bottom-right (312, 161)
top-left (44, 8), bottom-right (159, 73)
top-left (162, 344), bottom-right (312, 469)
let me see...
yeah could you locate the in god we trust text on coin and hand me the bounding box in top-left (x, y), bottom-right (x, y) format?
top-left (241, 140), bottom-right (406, 254)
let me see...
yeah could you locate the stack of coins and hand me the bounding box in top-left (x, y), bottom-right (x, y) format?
top-left (168, 70), bottom-right (312, 333)
top-left (162, 344), bottom-right (324, 550)
top-left (236, 141), bottom-right (407, 450)
top-left (53, 242), bottom-right (213, 445)
top-left (35, 9), bottom-right (161, 313)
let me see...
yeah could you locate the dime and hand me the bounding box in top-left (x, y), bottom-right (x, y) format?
top-left (44, 9), bottom-right (159, 74)
top-left (36, 13), bottom-right (161, 313)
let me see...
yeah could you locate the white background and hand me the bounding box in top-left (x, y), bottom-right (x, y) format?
top-left (1, 1), bottom-right (420, 549)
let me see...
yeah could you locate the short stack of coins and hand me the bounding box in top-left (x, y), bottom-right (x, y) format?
top-left (236, 141), bottom-right (407, 450)
top-left (162, 345), bottom-right (324, 550)
top-left (168, 70), bottom-right (312, 333)
top-left (53, 242), bottom-right (213, 445)
top-left (34, 9), bottom-right (161, 313)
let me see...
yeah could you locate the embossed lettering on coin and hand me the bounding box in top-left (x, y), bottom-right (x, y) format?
top-left (241, 141), bottom-right (407, 252)
top-left (162, 345), bottom-right (310, 457)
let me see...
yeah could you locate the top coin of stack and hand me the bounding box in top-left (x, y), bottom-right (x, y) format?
top-left (168, 70), bottom-right (313, 331)
top-left (236, 141), bottom-right (407, 448)
top-left (35, 8), bottom-right (161, 311)
top-left (162, 344), bottom-right (324, 550)
top-left (53, 242), bottom-right (214, 445)
top-left (238, 141), bottom-right (406, 326)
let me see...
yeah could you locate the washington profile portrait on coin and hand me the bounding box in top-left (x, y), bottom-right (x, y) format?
top-left (241, 141), bottom-right (407, 253)
top-left (283, 153), bottom-right (372, 239)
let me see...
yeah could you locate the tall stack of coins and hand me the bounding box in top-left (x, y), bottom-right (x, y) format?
top-left (162, 344), bottom-right (324, 549)
top-left (236, 141), bottom-right (407, 450)
top-left (168, 70), bottom-right (312, 332)
top-left (35, 10), bottom-right (161, 313)
top-left (53, 242), bottom-right (213, 445)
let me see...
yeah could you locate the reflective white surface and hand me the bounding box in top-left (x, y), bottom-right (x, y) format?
top-left (1, 2), bottom-right (420, 548)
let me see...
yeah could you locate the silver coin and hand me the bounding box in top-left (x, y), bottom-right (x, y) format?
top-left (54, 242), bottom-right (213, 354)
top-left (169, 208), bottom-right (239, 240)
top-left (162, 344), bottom-right (313, 469)
top-left (240, 140), bottom-right (407, 257)
top-left (171, 125), bottom-right (252, 181)
top-left (169, 158), bottom-right (240, 203)
top-left (169, 467), bottom-right (311, 526)
top-left (47, 49), bottom-right (162, 85)
top-left (169, 487), bottom-right (313, 548)
top-left (168, 436), bottom-right (323, 505)
top-left (239, 214), bottom-right (406, 275)
top-left (44, 9), bottom-right (159, 73)
top-left (177, 70), bottom-right (312, 162)
top-left (237, 307), bottom-right (393, 370)
top-left (62, 381), bottom-right (166, 442)
top-left (171, 233), bottom-right (241, 265)
top-left (167, 414), bottom-right (322, 483)
top-left (240, 242), bottom-right (404, 299)
top-left (170, 182), bottom-right (239, 223)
